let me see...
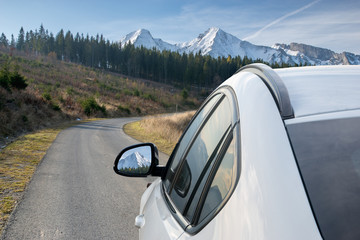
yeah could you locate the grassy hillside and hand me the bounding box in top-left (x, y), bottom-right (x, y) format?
top-left (0, 50), bottom-right (201, 146)
top-left (124, 111), bottom-right (195, 155)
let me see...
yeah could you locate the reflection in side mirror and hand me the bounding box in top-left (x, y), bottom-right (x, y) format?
top-left (114, 143), bottom-right (159, 177)
top-left (117, 146), bottom-right (151, 174)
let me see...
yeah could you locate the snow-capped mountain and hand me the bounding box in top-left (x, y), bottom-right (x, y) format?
top-left (120, 27), bottom-right (360, 66)
top-left (120, 29), bottom-right (177, 52)
top-left (176, 27), bottom-right (243, 57)
top-left (117, 151), bottom-right (151, 170)
top-left (273, 43), bottom-right (360, 65)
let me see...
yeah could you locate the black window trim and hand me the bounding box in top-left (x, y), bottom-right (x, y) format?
top-left (161, 86), bottom-right (241, 234)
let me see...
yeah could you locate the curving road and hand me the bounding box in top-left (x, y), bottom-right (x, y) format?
top-left (1, 119), bottom-right (168, 240)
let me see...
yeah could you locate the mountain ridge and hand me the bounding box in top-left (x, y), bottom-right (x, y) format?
top-left (120, 27), bottom-right (360, 66)
top-left (117, 151), bottom-right (151, 170)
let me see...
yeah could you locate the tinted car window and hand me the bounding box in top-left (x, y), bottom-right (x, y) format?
top-left (287, 117), bottom-right (360, 240)
top-left (184, 134), bottom-right (235, 223)
top-left (199, 136), bottom-right (235, 222)
top-left (164, 94), bottom-right (223, 190)
top-left (169, 97), bottom-right (232, 214)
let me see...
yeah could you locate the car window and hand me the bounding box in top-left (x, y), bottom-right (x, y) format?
top-left (164, 93), bottom-right (223, 190)
top-left (183, 132), bottom-right (235, 222)
top-left (169, 96), bottom-right (232, 215)
top-left (198, 136), bottom-right (235, 222)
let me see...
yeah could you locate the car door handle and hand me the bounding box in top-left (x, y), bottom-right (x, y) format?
top-left (135, 214), bottom-right (145, 228)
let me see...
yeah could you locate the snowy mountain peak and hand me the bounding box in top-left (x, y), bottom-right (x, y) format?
top-left (178, 27), bottom-right (245, 57)
top-left (199, 27), bottom-right (221, 38)
top-left (119, 28), bottom-right (360, 66)
top-left (120, 28), bottom-right (177, 51)
top-left (121, 29), bottom-right (154, 47)
top-left (117, 151), bottom-right (151, 170)
top-left (272, 43), bottom-right (360, 65)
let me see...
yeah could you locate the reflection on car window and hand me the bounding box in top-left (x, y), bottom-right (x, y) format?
top-left (199, 137), bottom-right (235, 222)
top-left (174, 161), bottom-right (191, 197)
top-left (170, 97), bottom-right (232, 214)
top-left (164, 94), bottom-right (222, 190)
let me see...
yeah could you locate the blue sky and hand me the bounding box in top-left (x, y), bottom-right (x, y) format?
top-left (1, 0), bottom-right (359, 54)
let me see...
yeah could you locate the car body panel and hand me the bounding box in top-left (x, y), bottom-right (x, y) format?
top-left (139, 179), bottom-right (184, 240)
top-left (275, 65), bottom-right (360, 117)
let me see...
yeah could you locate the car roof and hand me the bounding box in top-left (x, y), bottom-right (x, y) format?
top-left (274, 65), bottom-right (360, 118)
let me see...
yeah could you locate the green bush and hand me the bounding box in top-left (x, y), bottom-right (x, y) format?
top-left (0, 62), bottom-right (11, 91)
top-left (181, 88), bottom-right (189, 100)
top-left (0, 72), bottom-right (10, 91)
top-left (143, 93), bottom-right (156, 102)
top-left (66, 87), bottom-right (74, 95)
top-left (22, 115), bottom-right (28, 122)
top-left (118, 105), bottom-right (131, 115)
top-left (42, 92), bottom-right (52, 101)
top-left (10, 71), bottom-right (27, 90)
top-left (0, 62), bottom-right (27, 91)
top-left (51, 103), bottom-right (61, 111)
top-left (123, 89), bottom-right (133, 96)
top-left (81, 97), bottom-right (106, 116)
top-left (133, 88), bottom-right (140, 97)
top-left (58, 96), bottom-right (65, 103)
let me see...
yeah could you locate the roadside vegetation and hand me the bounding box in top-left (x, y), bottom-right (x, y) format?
top-left (0, 51), bottom-right (200, 146)
top-left (124, 111), bottom-right (195, 155)
top-left (0, 120), bottom-right (96, 233)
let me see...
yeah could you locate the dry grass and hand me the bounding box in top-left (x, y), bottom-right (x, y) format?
top-left (124, 111), bottom-right (195, 155)
top-left (0, 119), bottom-right (99, 234)
top-left (0, 128), bottom-right (59, 233)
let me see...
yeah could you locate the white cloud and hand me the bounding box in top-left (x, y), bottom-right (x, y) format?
top-left (247, 8), bottom-right (360, 54)
top-left (243, 0), bottom-right (321, 41)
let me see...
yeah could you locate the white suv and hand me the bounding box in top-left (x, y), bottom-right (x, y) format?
top-left (114, 63), bottom-right (360, 240)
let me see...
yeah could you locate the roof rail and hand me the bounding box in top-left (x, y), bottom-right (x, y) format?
top-left (235, 63), bottom-right (294, 119)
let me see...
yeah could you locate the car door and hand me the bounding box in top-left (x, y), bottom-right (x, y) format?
top-left (138, 92), bottom-right (225, 240)
top-left (154, 87), bottom-right (239, 238)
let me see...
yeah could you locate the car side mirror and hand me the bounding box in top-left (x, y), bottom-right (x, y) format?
top-left (113, 143), bottom-right (164, 177)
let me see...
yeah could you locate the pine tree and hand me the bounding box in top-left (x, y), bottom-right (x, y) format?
top-left (55, 29), bottom-right (65, 60)
top-left (16, 27), bottom-right (25, 51)
top-left (10, 34), bottom-right (16, 48)
top-left (0, 33), bottom-right (8, 47)
top-left (10, 66), bottom-right (28, 90)
top-left (0, 60), bottom-right (11, 91)
top-left (64, 31), bottom-right (73, 61)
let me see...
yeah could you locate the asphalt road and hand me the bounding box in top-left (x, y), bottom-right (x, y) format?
top-left (1, 118), bottom-right (169, 240)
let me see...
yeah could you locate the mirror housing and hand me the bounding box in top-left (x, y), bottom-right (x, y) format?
top-left (113, 143), bottom-right (164, 177)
